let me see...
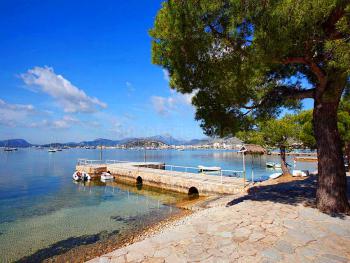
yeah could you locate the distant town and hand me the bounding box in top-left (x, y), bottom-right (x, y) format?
top-left (0, 136), bottom-right (244, 150)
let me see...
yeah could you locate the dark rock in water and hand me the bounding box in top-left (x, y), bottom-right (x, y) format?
top-left (15, 230), bottom-right (119, 263)
top-left (110, 215), bottom-right (139, 223)
top-left (110, 215), bottom-right (126, 222)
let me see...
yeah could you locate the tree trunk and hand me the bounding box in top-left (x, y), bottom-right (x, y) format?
top-left (344, 142), bottom-right (350, 172)
top-left (313, 89), bottom-right (350, 214)
top-left (280, 146), bottom-right (291, 176)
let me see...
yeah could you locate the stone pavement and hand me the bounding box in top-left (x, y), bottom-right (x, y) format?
top-left (87, 177), bottom-right (350, 263)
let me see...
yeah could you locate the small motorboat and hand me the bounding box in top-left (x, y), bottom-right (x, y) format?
top-left (72, 171), bottom-right (91, 181)
top-left (4, 147), bottom-right (17, 151)
top-left (266, 162), bottom-right (281, 169)
top-left (269, 173), bottom-right (282, 179)
top-left (274, 163), bottom-right (282, 169)
top-left (101, 172), bottom-right (113, 181)
top-left (198, 165), bottom-right (221, 173)
top-left (48, 148), bottom-right (57, 153)
top-left (266, 162), bottom-right (276, 168)
top-left (292, 170), bottom-right (309, 177)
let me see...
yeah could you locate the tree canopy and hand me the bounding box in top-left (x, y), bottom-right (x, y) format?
top-left (237, 115), bottom-right (299, 150)
top-left (151, 0), bottom-right (350, 213)
top-left (295, 102), bottom-right (350, 150)
top-left (151, 0), bottom-right (350, 136)
top-left (237, 115), bottom-right (300, 176)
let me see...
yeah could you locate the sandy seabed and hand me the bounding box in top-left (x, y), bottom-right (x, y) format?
top-left (44, 197), bottom-right (208, 263)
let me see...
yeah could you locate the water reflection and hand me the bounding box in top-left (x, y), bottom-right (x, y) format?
top-left (0, 148), bottom-right (315, 262)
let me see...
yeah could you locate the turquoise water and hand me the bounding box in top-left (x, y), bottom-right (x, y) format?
top-left (0, 148), bottom-right (317, 262)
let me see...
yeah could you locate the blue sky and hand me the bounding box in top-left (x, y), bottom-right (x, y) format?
top-left (0, 0), bottom-right (204, 144)
top-left (0, 1), bottom-right (314, 144)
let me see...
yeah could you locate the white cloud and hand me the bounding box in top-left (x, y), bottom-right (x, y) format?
top-left (0, 99), bottom-right (35, 127)
top-left (0, 99), bottom-right (34, 111)
top-left (151, 96), bottom-right (169, 115)
top-left (108, 117), bottom-right (133, 138)
top-left (29, 115), bottom-right (81, 129)
top-left (52, 115), bottom-right (80, 129)
top-left (163, 69), bottom-right (170, 82)
top-left (151, 91), bottom-right (195, 116)
top-left (20, 66), bottom-right (107, 113)
top-left (27, 120), bottom-right (49, 128)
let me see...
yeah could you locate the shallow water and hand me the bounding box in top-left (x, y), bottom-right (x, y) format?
top-left (0, 148), bottom-right (316, 262)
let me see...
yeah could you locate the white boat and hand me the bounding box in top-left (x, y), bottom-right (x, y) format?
top-left (274, 163), bottom-right (282, 169)
top-left (292, 170), bottom-right (309, 177)
top-left (266, 162), bottom-right (281, 169)
top-left (266, 162), bottom-right (276, 168)
top-left (198, 165), bottom-right (221, 172)
top-left (48, 148), bottom-right (57, 153)
top-left (3, 140), bottom-right (18, 151)
top-left (72, 171), bottom-right (91, 181)
top-left (101, 172), bottom-right (113, 181)
top-left (4, 147), bottom-right (17, 151)
top-left (269, 173), bottom-right (282, 179)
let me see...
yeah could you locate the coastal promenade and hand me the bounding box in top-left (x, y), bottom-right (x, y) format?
top-left (87, 176), bottom-right (350, 263)
top-left (76, 160), bottom-right (246, 195)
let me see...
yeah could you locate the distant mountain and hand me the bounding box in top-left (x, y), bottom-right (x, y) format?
top-left (210, 137), bottom-right (243, 145)
top-left (0, 135), bottom-right (242, 148)
top-left (117, 137), bottom-right (140, 145)
top-left (41, 142), bottom-right (79, 148)
top-left (79, 138), bottom-right (120, 147)
top-left (122, 139), bottom-right (168, 148)
top-left (147, 135), bottom-right (186, 146)
top-left (0, 139), bottom-right (32, 148)
top-left (185, 138), bottom-right (210, 145)
top-left (41, 138), bottom-right (122, 147)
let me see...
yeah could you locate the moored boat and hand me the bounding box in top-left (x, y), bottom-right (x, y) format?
top-left (4, 147), bottom-right (17, 151)
top-left (72, 171), bottom-right (91, 181)
top-left (198, 165), bottom-right (221, 172)
top-left (101, 171), bottom-right (113, 181)
top-left (292, 170), bottom-right (309, 177)
top-left (266, 162), bottom-right (282, 169)
top-left (266, 162), bottom-right (276, 168)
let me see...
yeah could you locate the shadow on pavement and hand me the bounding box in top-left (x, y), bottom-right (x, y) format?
top-left (226, 175), bottom-right (350, 218)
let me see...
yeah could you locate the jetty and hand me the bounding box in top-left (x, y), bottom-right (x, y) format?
top-left (75, 159), bottom-right (247, 195)
top-left (294, 156), bottom-right (318, 162)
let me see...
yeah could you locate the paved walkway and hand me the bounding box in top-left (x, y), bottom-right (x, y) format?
top-left (88, 177), bottom-right (350, 263)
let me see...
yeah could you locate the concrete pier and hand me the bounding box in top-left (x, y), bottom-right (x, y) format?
top-left (76, 161), bottom-right (246, 195)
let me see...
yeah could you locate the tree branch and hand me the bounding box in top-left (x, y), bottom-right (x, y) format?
top-left (242, 87), bottom-right (315, 110)
top-left (208, 24), bottom-right (237, 48)
top-left (282, 56), bottom-right (327, 93)
top-left (281, 87), bottom-right (316, 100)
top-left (323, 4), bottom-right (347, 40)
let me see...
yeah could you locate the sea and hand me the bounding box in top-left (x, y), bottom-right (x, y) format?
top-left (0, 148), bottom-right (317, 262)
